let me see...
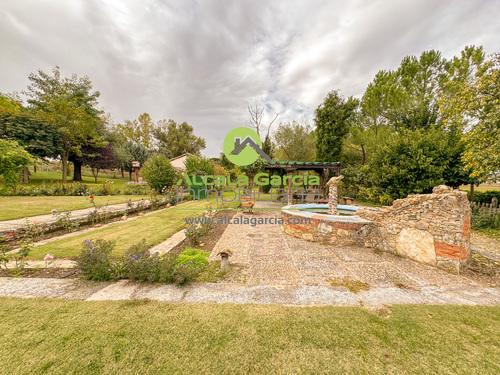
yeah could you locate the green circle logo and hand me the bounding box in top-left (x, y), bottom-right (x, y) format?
top-left (223, 127), bottom-right (264, 166)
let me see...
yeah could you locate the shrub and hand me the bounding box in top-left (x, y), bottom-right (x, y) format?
top-left (173, 248), bottom-right (210, 285)
top-left (468, 190), bottom-right (500, 204)
top-left (122, 181), bottom-right (153, 195)
top-left (76, 239), bottom-right (115, 281)
top-left (141, 154), bottom-right (177, 193)
top-left (122, 240), bottom-right (160, 282)
top-left (176, 248), bottom-right (209, 268)
top-left (185, 223), bottom-right (203, 246)
top-left (121, 240), bottom-right (176, 283)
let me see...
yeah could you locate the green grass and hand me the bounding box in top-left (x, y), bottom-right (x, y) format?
top-left (0, 196), bottom-right (150, 221)
top-left (30, 199), bottom-right (238, 260)
top-left (0, 299), bottom-right (498, 374)
top-left (473, 228), bottom-right (500, 240)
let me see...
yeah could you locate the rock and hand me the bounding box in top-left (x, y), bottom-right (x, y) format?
top-left (396, 228), bottom-right (436, 265)
top-left (432, 185), bottom-right (453, 194)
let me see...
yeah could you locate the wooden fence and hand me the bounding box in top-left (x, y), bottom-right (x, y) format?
top-left (471, 198), bottom-right (499, 216)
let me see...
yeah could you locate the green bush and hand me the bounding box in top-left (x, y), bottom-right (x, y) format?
top-left (76, 239), bottom-right (115, 281)
top-left (176, 248), bottom-right (209, 268)
top-left (468, 190), bottom-right (500, 204)
top-left (141, 154), bottom-right (177, 193)
top-left (122, 240), bottom-right (175, 283)
top-left (173, 248), bottom-right (210, 285)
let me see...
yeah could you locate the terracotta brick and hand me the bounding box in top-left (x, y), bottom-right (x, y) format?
top-left (289, 224), bottom-right (307, 232)
top-left (434, 242), bottom-right (464, 260)
top-left (331, 222), bottom-right (362, 230)
top-left (462, 214), bottom-right (470, 240)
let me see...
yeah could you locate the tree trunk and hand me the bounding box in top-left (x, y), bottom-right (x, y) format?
top-left (34, 164), bottom-right (37, 173)
top-left (470, 183), bottom-right (475, 202)
top-left (361, 144), bottom-right (366, 165)
top-left (22, 168), bottom-right (30, 184)
top-left (129, 171), bottom-right (132, 181)
top-left (62, 155), bottom-right (68, 183)
top-left (73, 160), bottom-right (83, 181)
top-left (121, 169), bottom-right (124, 178)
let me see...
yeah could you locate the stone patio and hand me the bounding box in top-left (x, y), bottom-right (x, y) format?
top-left (209, 204), bottom-right (489, 290)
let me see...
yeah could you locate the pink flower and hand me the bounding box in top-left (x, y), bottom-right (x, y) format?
top-left (44, 254), bottom-right (54, 261)
top-left (51, 209), bottom-right (57, 213)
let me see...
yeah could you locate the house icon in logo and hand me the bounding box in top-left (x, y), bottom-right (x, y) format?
top-left (231, 136), bottom-right (272, 162)
top-left (223, 127), bottom-right (271, 166)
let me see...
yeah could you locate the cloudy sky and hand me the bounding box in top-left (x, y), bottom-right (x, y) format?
top-left (1, 0), bottom-right (499, 156)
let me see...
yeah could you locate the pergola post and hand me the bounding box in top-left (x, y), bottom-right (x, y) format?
top-left (287, 172), bottom-right (293, 205)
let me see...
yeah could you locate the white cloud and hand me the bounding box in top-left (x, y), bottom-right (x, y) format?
top-left (1, 0), bottom-right (499, 156)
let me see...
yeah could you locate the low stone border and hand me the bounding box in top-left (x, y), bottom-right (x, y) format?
top-left (0, 200), bottom-right (160, 244)
top-left (281, 204), bottom-right (373, 246)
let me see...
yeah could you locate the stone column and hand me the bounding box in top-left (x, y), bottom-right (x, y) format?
top-left (327, 175), bottom-right (343, 215)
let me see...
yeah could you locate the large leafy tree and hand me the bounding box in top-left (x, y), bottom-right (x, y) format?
top-left (0, 139), bottom-right (33, 192)
top-left (315, 91), bottom-right (358, 162)
top-left (370, 126), bottom-right (470, 199)
top-left (273, 121), bottom-right (316, 161)
top-left (24, 66), bottom-right (103, 183)
top-left (154, 119), bottom-right (206, 158)
top-left (362, 50), bottom-right (448, 131)
top-left (116, 113), bottom-right (156, 149)
top-left (0, 112), bottom-right (62, 159)
top-left (441, 48), bottom-right (499, 181)
top-left (0, 112), bottom-right (63, 183)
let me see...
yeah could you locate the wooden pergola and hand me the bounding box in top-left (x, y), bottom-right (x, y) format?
top-left (264, 161), bottom-right (341, 205)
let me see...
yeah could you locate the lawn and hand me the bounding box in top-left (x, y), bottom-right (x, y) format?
top-left (0, 299), bottom-right (498, 374)
top-left (0, 195), bottom-right (150, 221)
top-left (30, 198), bottom-right (238, 259)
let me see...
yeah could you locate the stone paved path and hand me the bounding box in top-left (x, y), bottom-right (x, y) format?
top-left (209, 208), bottom-right (493, 291)
top-left (0, 277), bottom-right (499, 306)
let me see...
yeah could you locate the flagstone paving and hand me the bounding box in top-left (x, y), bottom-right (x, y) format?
top-left (209, 207), bottom-right (493, 290)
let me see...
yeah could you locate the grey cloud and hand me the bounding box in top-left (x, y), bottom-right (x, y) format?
top-left (1, 0), bottom-right (499, 156)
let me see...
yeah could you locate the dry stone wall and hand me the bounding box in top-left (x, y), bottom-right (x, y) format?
top-left (356, 185), bottom-right (471, 273)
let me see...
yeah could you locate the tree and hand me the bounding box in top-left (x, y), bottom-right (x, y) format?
top-left (184, 156), bottom-right (215, 176)
top-left (369, 126), bottom-right (470, 199)
top-left (273, 121), bottom-right (316, 161)
top-left (247, 105), bottom-right (279, 138)
top-left (116, 113), bottom-right (156, 149)
top-left (0, 111), bottom-right (63, 183)
top-left (154, 119), bottom-right (206, 158)
top-left (0, 139), bottom-right (33, 192)
top-left (141, 154), bottom-right (177, 193)
top-left (315, 91), bottom-right (358, 162)
top-left (80, 143), bottom-right (116, 183)
top-left (362, 50), bottom-right (448, 131)
top-left (0, 112), bottom-right (62, 159)
top-left (115, 141), bottom-right (151, 181)
top-left (24, 66), bottom-right (103, 183)
top-left (0, 92), bottom-right (22, 114)
top-left (441, 49), bottom-right (499, 181)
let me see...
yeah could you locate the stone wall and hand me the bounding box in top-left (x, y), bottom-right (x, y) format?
top-left (280, 185), bottom-right (471, 274)
top-left (356, 185), bottom-right (471, 273)
top-left (281, 211), bottom-right (373, 247)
